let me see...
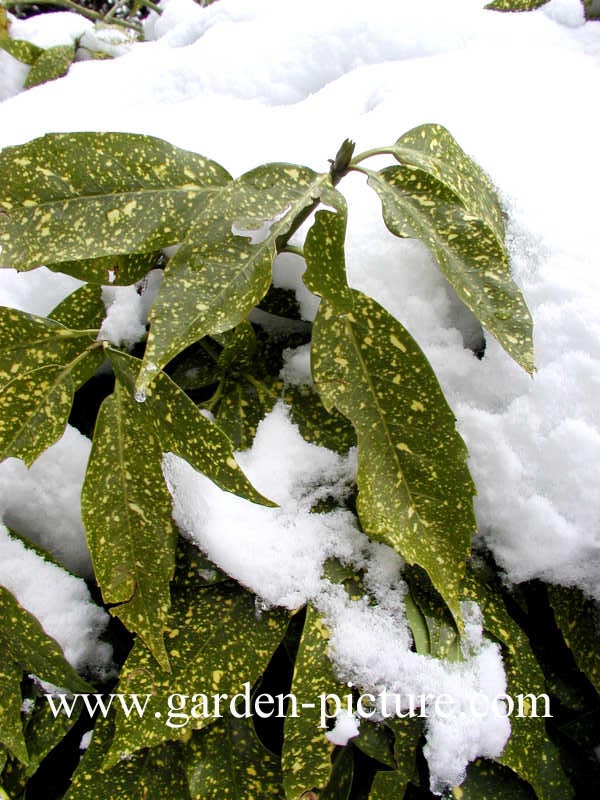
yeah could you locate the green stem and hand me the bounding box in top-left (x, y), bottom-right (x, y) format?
top-left (275, 184), bottom-right (328, 254)
top-left (351, 146), bottom-right (396, 165)
top-left (244, 373), bottom-right (281, 402)
top-left (281, 244), bottom-right (305, 259)
top-left (204, 377), bottom-right (225, 411)
top-left (348, 164), bottom-right (375, 179)
top-left (143, 0), bottom-right (163, 13)
top-left (198, 338), bottom-right (221, 363)
top-left (104, 0), bottom-right (127, 21)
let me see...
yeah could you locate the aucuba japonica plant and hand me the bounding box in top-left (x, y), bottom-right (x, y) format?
top-left (0, 125), bottom-right (590, 799)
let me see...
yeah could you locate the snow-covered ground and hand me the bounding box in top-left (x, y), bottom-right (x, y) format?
top-left (1, 0), bottom-right (599, 791)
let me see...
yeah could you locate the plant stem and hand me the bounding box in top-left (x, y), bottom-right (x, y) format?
top-left (281, 244), bottom-right (304, 259)
top-left (351, 146), bottom-right (396, 165)
top-left (204, 377), bottom-right (224, 411)
top-left (198, 338), bottom-right (220, 363)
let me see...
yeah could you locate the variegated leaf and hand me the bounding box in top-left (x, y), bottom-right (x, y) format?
top-left (282, 605), bottom-right (346, 799)
top-left (107, 548), bottom-right (288, 762)
top-left (136, 165), bottom-right (331, 395)
top-left (0, 133), bottom-right (230, 269)
top-left (312, 290), bottom-right (475, 626)
top-left (367, 167), bottom-right (534, 374)
top-left (81, 379), bottom-right (177, 671)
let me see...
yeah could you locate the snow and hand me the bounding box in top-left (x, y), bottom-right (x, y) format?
top-left (98, 269), bottom-right (163, 348)
top-left (0, 524), bottom-right (113, 678)
top-left (0, 12), bottom-right (93, 102)
top-left (1, 0), bottom-right (599, 789)
top-left (326, 709), bottom-right (360, 746)
top-left (164, 403), bottom-right (510, 789)
top-left (0, 425), bottom-right (93, 577)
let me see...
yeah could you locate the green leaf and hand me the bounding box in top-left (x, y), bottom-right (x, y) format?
top-left (24, 44), bottom-right (75, 89)
top-left (369, 717), bottom-right (421, 798)
top-left (107, 547), bottom-right (288, 761)
top-left (0, 37), bottom-right (43, 66)
top-left (0, 586), bottom-right (89, 763)
top-left (81, 379), bottom-right (177, 671)
top-left (548, 586), bottom-right (600, 695)
top-left (404, 567), bottom-right (461, 661)
top-left (320, 746), bottom-right (353, 800)
top-left (108, 349), bottom-right (271, 504)
top-left (390, 124), bottom-right (504, 242)
top-left (184, 713), bottom-right (285, 799)
top-left (303, 191), bottom-right (353, 311)
top-left (45, 252), bottom-right (159, 285)
top-left (1, 694), bottom-right (79, 796)
top-left (0, 9), bottom-right (8, 38)
top-left (312, 290), bottom-right (475, 626)
top-left (65, 714), bottom-right (191, 800)
top-left (284, 384), bottom-right (356, 455)
top-left (0, 132), bottom-right (231, 269)
top-left (49, 284), bottom-right (106, 331)
top-left (169, 345), bottom-right (220, 391)
top-left (216, 376), bottom-right (282, 451)
top-left (453, 758), bottom-right (536, 800)
top-left (214, 320), bottom-right (257, 373)
top-left (353, 722), bottom-right (395, 769)
top-left (0, 308), bottom-right (101, 465)
top-left (462, 566), bottom-right (572, 800)
top-left (282, 605), bottom-right (346, 799)
top-left (485, 0), bottom-right (549, 10)
top-left (136, 165), bottom-right (331, 395)
top-left (367, 167), bottom-right (534, 374)
top-left (370, 771), bottom-right (408, 800)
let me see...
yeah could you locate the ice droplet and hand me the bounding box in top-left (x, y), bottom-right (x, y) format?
top-left (134, 388), bottom-right (146, 403)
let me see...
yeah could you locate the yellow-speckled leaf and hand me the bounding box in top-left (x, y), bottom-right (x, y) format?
top-left (391, 124), bottom-right (504, 242)
top-left (353, 722), bottom-right (395, 769)
top-left (217, 376), bottom-right (282, 451)
top-left (65, 714), bottom-right (191, 800)
top-left (0, 307), bottom-right (98, 388)
top-left (320, 746), bottom-right (353, 800)
top-left (24, 44), bottom-right (75, 89)
top-left (0, 586), bottom-right (89, 764)
top-left (0, 132), bottom-right (230, 270)
top-left (107, 547), bottom-right (288, 762)
top-left (49, 284), bottom-right (106, 331)
top-left (2, 695), bottom-right (78, 795)
top-left (368, 167), bottom-right (534, 374)
top-left (0, 307), bottom-right (101, 464)
top-left (108, 349), bottom-right (272, 504)
top-left (81, 380), bottom-right (176, 671)
top-left (0, 662), bottom-right (27, 766)
top-left (184, 713), bottom-right (285, 799)
top-left (282, 605), bottom-right (346, 799)
top-left (370, 771), bottom-right (408, 800)
top-left (136, 165), bottom-right (330, 395)
top-left (312, 291), bottom-right (475, 626)
top-left (369, 717), bottom-right (421, 798)
top-left (303, 191), bottom-right (354, 312)
top-left (0, 37), bottom-right (43, 65)
top-left (284, 384), bottom-right (356, 455)
top-left (548, 586), bottom-right (600, 696)
top-left (454, 758), bottom-right (537, 800)
top-left (0, 10), bottom-right (8, 37)
top-left (462, 566), bottom-right (572, 800)
top-left (45, 252), bottom-right (158, 285)
top-left (0, 366), bottom-right (73, 465)
top-left (486, 0), bottom-right (549, 10)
